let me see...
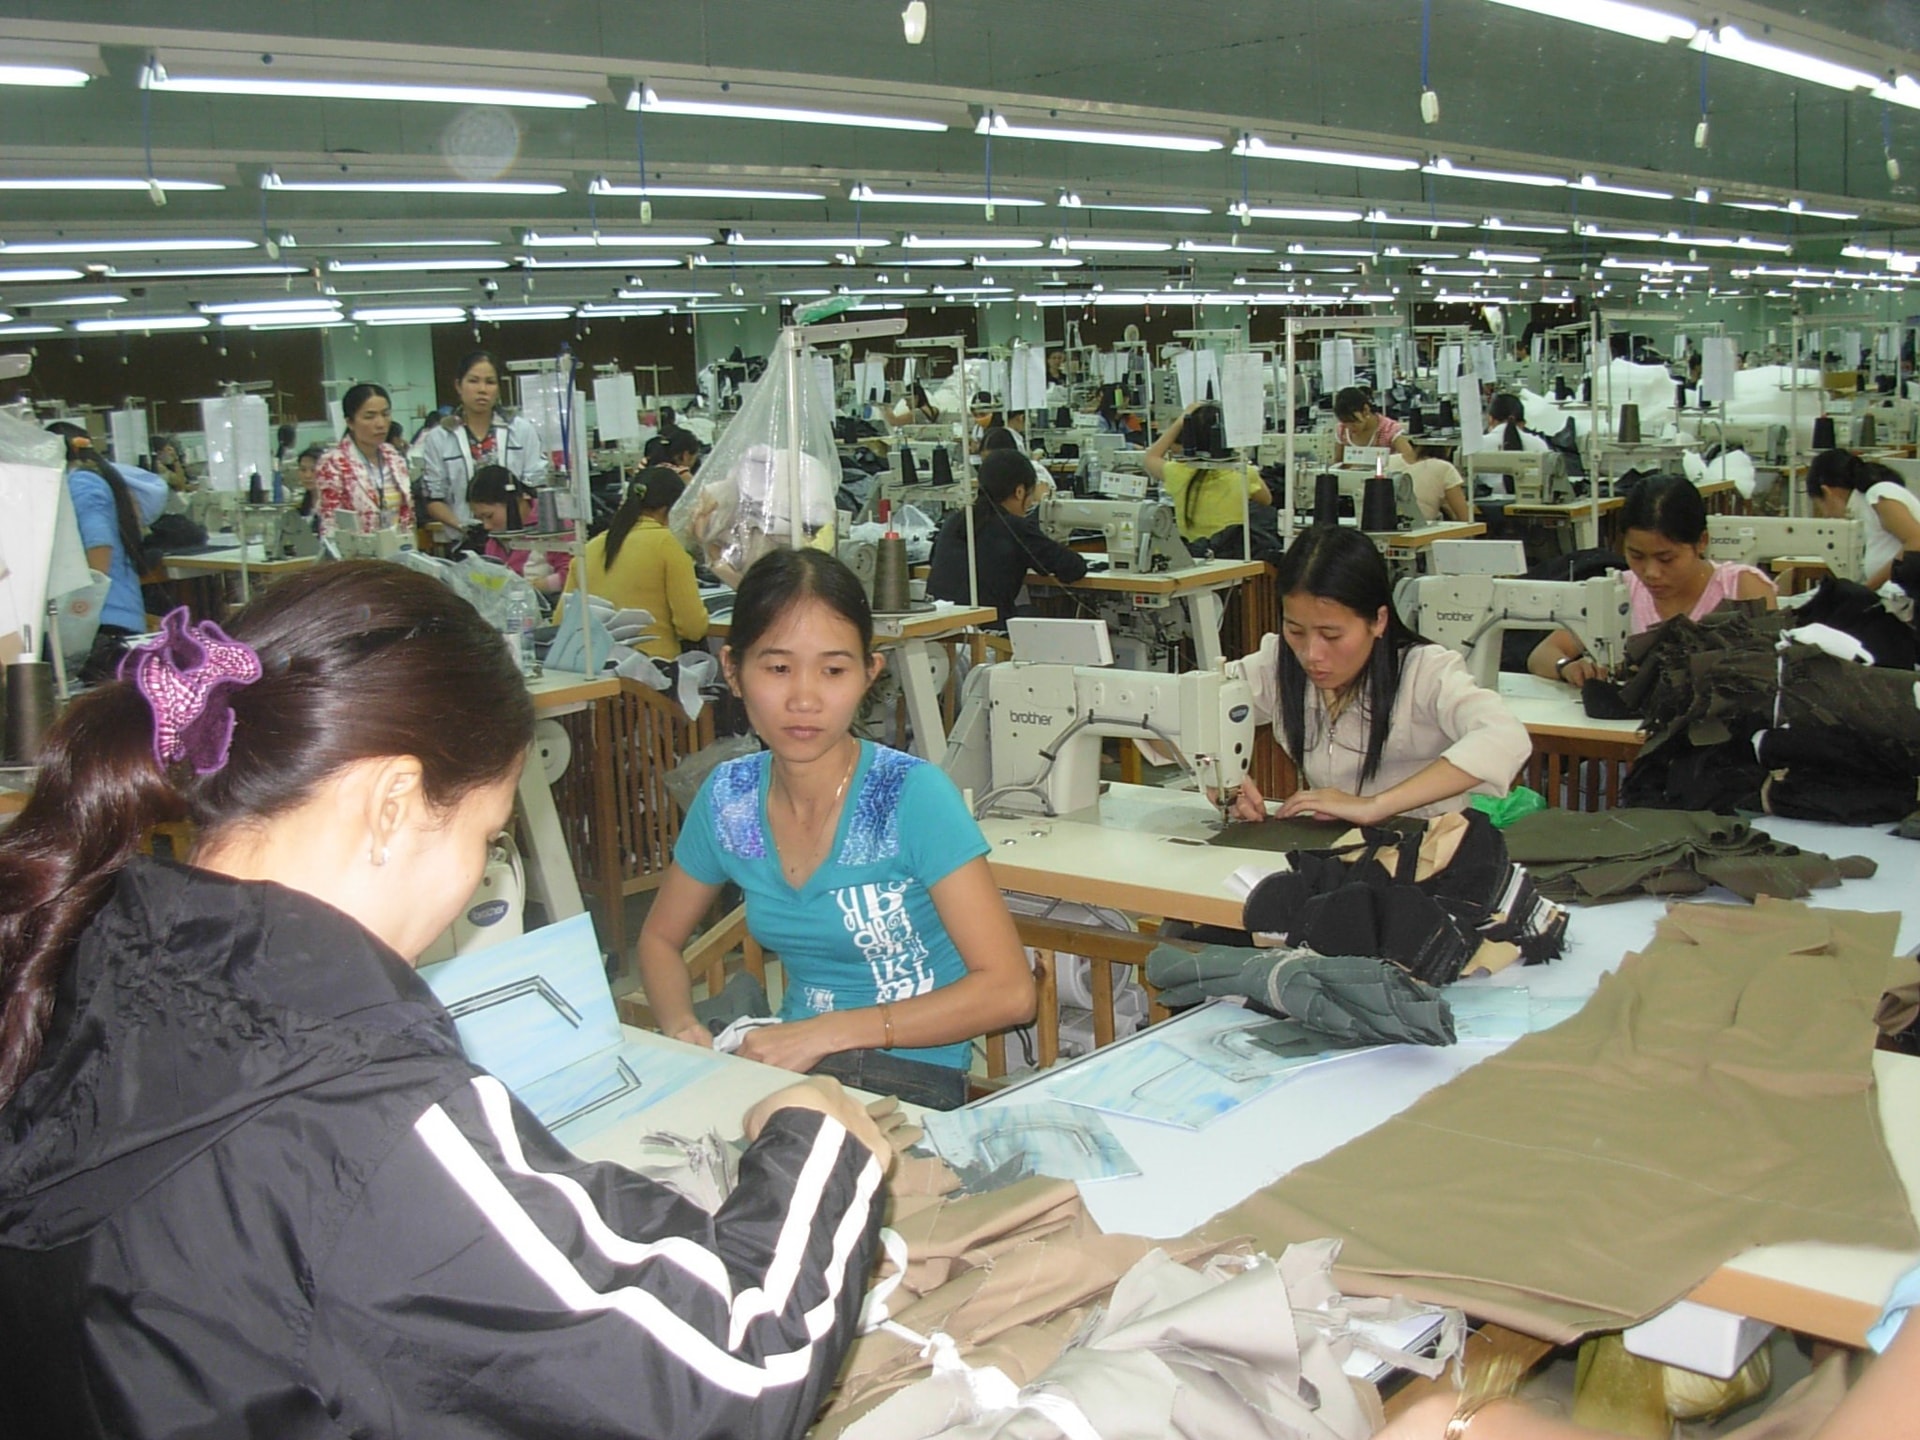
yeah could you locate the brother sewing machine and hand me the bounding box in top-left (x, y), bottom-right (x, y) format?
top-left (239, 503), bottom-right (320, 561)
top-left (943, 659), bottom-right (1254, 819)
top-left (1705, 515), bottom-right (1865, 583)
top-left (1034, 496), bottom-right (1194, 573)
top-left (186, 488), bottom-right (241, 537)
top-left (1467, 450), bottom-right (1571, 504)
top-left (1406, 572), bottom-right (1630, 688)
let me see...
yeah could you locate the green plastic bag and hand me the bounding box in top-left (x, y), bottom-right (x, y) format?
top-left (1471, 785), bottom-right (1546, 828)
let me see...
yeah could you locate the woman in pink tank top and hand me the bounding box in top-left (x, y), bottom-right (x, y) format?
top-left (1333, 387), bottom-right (1417, 466)
top-left (1531, 476), bottom-right (1775, 687)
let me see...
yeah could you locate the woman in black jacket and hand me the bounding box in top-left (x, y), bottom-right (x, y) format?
top-left (0, 562), bottom-right (886, 1440)
top-left (925, 448), bottom-right (1087, 626)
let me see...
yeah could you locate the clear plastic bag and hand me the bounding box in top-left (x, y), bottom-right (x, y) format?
top-left (669, 332), bottom-right (842, 586)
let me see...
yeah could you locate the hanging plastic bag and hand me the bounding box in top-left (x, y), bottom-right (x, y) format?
top-left (670, 328), bottom-right (842, 586)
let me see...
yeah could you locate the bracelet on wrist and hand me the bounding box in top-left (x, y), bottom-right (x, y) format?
top-left (1443, 1392), bottom-right (1512, 1440)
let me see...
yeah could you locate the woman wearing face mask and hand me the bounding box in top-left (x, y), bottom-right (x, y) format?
top-left (638, 549), bottom-right (1034, 1111)
top-left (415, 349), bottom-right (548, 531)
top-left (1225, 525), bottom-right (1530, 824)
top-left (0, 562), bottom-right (887, 1439)
top-left (1530, 476), bottom-right (1775, 687)
top-left (311, 382), bottom-right (415, 541)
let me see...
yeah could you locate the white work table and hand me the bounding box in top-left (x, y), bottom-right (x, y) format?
top-left (1025, 554), bottom-right (1264, 670)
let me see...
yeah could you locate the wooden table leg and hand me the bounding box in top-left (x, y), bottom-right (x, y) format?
top-left (590, 692), bottom-right (626, 963)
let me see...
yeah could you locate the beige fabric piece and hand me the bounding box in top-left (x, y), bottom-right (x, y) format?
top-left (1201, 899), bottom-right (1919, 1341)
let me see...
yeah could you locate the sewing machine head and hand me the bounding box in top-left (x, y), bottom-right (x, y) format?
top-left (1035, 496), bottom-right (1193, 573)
top-left (187, 488), bottom-right (240, 536)
top-left (330, 524), bottom-right (411, 561)
top-left (1467, 450), bottom-right (1569, 503)
top-left (1258, 430), bottom-right (1337, 469)
top-left (943, 658), bottom-right (1255, 819)
top-left (1407, 572), bottom-right (1630, 689)
top-left (1705, 515), bottom-right (1865, 583)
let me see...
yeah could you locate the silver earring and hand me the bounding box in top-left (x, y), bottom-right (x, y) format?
top-left (372, 844), bottom-right (389, 868)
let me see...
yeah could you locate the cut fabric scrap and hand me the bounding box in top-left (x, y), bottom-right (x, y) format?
top-left (1144, 943), bottom-right (1457, 1048)
top-left (1501, 808), bottom-right (1877, 904)
top-left (1199, 899), bottom-right (1919, 1342)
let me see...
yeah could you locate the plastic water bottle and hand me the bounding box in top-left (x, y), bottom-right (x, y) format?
top-left (501, 586), bottom-right (540, 676)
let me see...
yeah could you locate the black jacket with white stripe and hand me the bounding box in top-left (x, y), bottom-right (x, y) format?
top-left (0, 859), bottom-right (885, 1439)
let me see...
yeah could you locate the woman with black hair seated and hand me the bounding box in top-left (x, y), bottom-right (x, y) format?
top-left (1225, 525), bottom-right (1529, 824)
top-left (926, 449), bottom-right (1087, 626)
top-left (466, 464), bottom-right (572, 595)
top-left (578, 465), bottom-right (710, 659)
top-left (1333, 386), bottom-right (1418, 466)
top-left (1143, 401), bottom-right (1273, 543)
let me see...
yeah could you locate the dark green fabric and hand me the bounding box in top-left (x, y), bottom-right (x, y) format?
top-left (1144, 942), bottom-right (1457, 1047)
top-left (1208, 816), bottom-right (1387, 852)
top-left (1501, 808), bottom-right (1876, 905)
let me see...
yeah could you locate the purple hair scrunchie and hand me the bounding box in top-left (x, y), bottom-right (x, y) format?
top-left (119, 607), bottom-right (264, 775)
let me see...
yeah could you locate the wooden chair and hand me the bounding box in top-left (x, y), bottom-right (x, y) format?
top-left (981, 915), bottom-right (1172, 1085)
top-left (614, 902), bottom-right (767, 1031)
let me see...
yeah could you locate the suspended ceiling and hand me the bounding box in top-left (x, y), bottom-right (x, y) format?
top-left (3, 0), bottom-right (1920, 335)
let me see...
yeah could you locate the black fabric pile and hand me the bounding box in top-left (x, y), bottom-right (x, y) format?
top-left (1501, 807), bottom-right (1877, 904)
top-left (1238, 810), bottom-right (1567, 988)
top-left (1612, 587), bottom-right (1920, 820)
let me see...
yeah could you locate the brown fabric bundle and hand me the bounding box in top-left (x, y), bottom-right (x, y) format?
top-left (1200, 899), bottom-right (1919, 1341)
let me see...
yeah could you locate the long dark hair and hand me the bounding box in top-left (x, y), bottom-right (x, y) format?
top-left (1273, 525), bottom-right (1424, 786)
top-left (49, 424), bottom-right (144, 569)
top-left (1332, 387), bottom-right (1375, 424)
top-left (603, 465), bottom-right (686, 566)
top-left (1807, 448), bottom-right (1903, 500)
top-left (467, 463), bottom-right (528, 528)
top-left (1619, 474), bottom-right (1707, 545)
top-left (0, 562), bottom-right (534, 1106)
top-left (975, 449), bottom-right (1036, 515)
top-left (1488, 392), bottom-right (1526, 451)
top-left (727, 548), bottom-right (873, 663)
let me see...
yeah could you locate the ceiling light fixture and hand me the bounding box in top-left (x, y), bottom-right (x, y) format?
top-left (1367, 211), bottom-right (1474, 228)
top-left (1690, 25), bottom-right (1879, 93)
top-left (0, 176), bottom-right (223, 192)
top-left (1482, 0), bottom-right (1695, 43)
top-left (523, 232), bottom-right (713, 248)
top-left (143, 68), bottom-right (595, 108)
top-left (71, 314), bottom-right (210, 334)
top-left (104, 263), bottom-right (306, 280)
top-left (473, 306), bottom-right (577, 321)
top-left (982, 256), bottom-right (1083, 268)
top-left (1056, 196), bottom-right (1212, 215)
top-left (726, 232), bottom-right (889, 248)
top-left (1, 238), bottom-right (256, 256)
top-left (1722, 199), bottom-right (1857, 220)
top-left (1480, 218), bottom-right (1569, 234)
top-left (30, 293), bottom-right (131, 308)
top-left (261, 174), bottom-right (564, 197)
top-left (326, 257), bottom-right (512, 273)
top-left (0, 323), bottom-right (65, 336)
top-left (847, 183), bottom-right (1042, 207)
top-left (1423, 158), bottom-right (1567, 187)
top-left (1052, 238), bottom-right (1173, 253)
top-left (689, 256), bottom-right (830, 267)
top-left (199, 298), bottom-right (342, 315)
top-left (901, 235), bottom-right (1045, 250)
top-left (975, 111), bottom-right (1221, 153)
top-left (1230, 203), bottom-right (1367, 223)
top-left (1576, 174), bottom-right (1673, 200)
top-left (615, 289), bottom-right (722, 300)
top-left (283, 237), bottom-right (501, 249)
top-left (0, 63), bottom-right (89, 88)
top-left (351, 305), bottom-right (468, 323)
top-left (588, 179), bottom-right (827, 201)
top-left (523, 256), bottom-right (684, 270)
top-left (0, 266), bottom-right (84, 282)
top-left (628, 85), bottom-right (947, 132)
top-left (1232, 136), bottom-right (1419, 171)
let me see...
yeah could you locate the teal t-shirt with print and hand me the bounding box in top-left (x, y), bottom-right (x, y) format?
top-left (674, 741), bottom-right (991, 1069)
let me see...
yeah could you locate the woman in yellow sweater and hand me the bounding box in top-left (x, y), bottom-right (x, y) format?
top-left (583, 467), bottom-right (710, 659)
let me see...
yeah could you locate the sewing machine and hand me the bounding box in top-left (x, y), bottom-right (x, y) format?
top-left (186, 488), bottom-right (241, 536)
top-left (1035, 496), bottom-right (1193, 573)
top-left (1468, 450), bottom-right (1571, 504)
top-left (1705, 516), bottom-right (1865, 583)
top-left (239, 503), bottom-right (319, 560)
top-left (1406, 572), bottom-right (1630, 688)
top-left (1688, 419), bottom-right (1789, 465)
top-left (331, 525), bottom-right (412, 561)
top-left (1259, 431), bottom-right (1337, 468)
top-left (943, 660), bottom-right (1254, 818)
top-left (1290, 467), bottom-right (1421, 527)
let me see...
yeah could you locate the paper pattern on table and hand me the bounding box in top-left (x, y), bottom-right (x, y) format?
top-left (420, 913), bottom-right (724, 1147)
top-left (920, 1101), bottom-right (1141, 1182)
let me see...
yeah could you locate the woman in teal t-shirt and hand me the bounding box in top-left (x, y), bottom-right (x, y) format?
top-left (639, 548), bottom-right (1034, 1109)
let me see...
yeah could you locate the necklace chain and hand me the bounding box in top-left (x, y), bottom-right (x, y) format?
top-left (779, 741), bottom-right (859, 877)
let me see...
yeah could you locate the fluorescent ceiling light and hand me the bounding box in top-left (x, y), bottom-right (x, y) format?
top-left (690, 256), bottom-right (829, 267)
top-left (474, 306), bottom-right (576, 321)
top-left (328, 258), bottom-right (511, 273)
top-left (983, 256), bottom-right (1083, 268)
top-left (105, 263), bottom-right (305, 279)
top-left (1367, 211), bottom-right (1474, 228)
top-left (0, 266), bottom-right (84, 282)
top-left (1054, 239), bottom-right (1173, 253)
top-left (1423, 158), bottom-right (1566, 188)
top-left (1603, 257), bottom-right (1708, 271)
top-left (579, 303), bottom-right (675, 316)
top-left (1480, 218), bottom-right (1568, 234)
top-left (849, 184), bottom-right (1042, 208)
top-left (0, 177), bottom-right (223, 192)
top-left (1056, 195), bottom-right (1211, 216)
top-left (901, 235), bottom-right (1045, 250)
top-left (1232, 204), bottom-right (1365, 223)
top-left (1690, 25), bottom-right (1879, 93)
top-left (31, 293), bottom-right (130, 307)
top-left (144, 70), bottom-right (592, 109)
top-left (523, 232), bottom-right (712, 247)
top-left (199, 298), bottom-right (342, 315)
top-left (1287, 245), bottom-right (1376, 257)
top-left (1722, 199), bottom-right (1857, 220)
top-left (1577, 174), bottom-right (1673, 200)
top-left (72, 314), bottom-right (210, 334)
top-left (1470, 250), bottom-right (1541, 264)
top-left (1665, 231), bottom-right (1792, 253)
top-left (616, 289), bottom-right (721, 299)
top-left (523, 256), bottom-right (684, 270)
top-left (351, 306), bottom-right (467, 322)
top-left (1233, 137), bottom-right (1419, 171)
top-left (284, 238), bottom-right (500, 249)
top-left (262, 175), bottom-right (564, 197)
top-left (1, 238), bottom-right (255, 256)
top-left (629, 85), bottom-right (946, 132)
top-left (589, 179), bottom-right (826, 201)
top-left (1878, 77), bottom-right (1920, 112)
top-left (0, 64), bottom-right (90, 88)
top-left (1482, 0), bottom-right (1695, 43)
top-left (975, 112), bottom-right (1221, 153)
top-left (0, 323), bottom-right (64, 336)
top-left (327, 285), bottom-right (471, 296)
top-left (1178, 240), bottom-right (1276, 254)
top-left (1384, 246), bottom-right (1460, 259)
top-left (247, 318), bottom-right (354, 331)
top-left (726, 233), bottom-right (889, 248)
top-left (223, 310), bottom-right (343, 327)
top-left (1581, 224), bottom-right (1663, 241)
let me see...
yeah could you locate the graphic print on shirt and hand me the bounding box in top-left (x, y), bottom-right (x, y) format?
top-left (833, 880), bottom-right (934, 1003)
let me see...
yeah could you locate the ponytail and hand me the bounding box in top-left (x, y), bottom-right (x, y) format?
top-left (52, 426), bottom-right (146, 568)
top-left (0, 684), bottom-right (184, 1107)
